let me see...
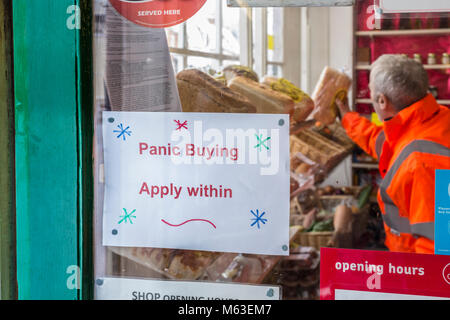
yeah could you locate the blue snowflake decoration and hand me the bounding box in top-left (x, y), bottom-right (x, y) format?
top-left (114, 123), bottom-right (132, 141)
top-left (250, 209), bottom-right (268, 229)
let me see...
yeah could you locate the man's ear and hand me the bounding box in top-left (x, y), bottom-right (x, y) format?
top-left (378, 93), bottom-right (388, 111)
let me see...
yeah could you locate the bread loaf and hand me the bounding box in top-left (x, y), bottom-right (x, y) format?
top-left (310, 67), bottom-right (352, 125)
top-left (223, 65), bottom-right (259, 83)
top-left (263, 76), bottom-right (315, 122)
top-left (177, 69), bottom-right (257, 113)
top-left (228, 76), bottom-right (294, 115)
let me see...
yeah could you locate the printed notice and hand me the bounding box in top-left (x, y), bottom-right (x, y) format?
top-left (104, 4), bottom-right (181, 112)
top-left (435, 169), bottom-right (450, 255)
top-left (102, 111), bottom-right (290, 256)
top-left (95, 277), bottom-right (280, 300)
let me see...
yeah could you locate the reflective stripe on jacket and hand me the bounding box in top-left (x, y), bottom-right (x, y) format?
top-left (342, 94), bottom-right (450, 254)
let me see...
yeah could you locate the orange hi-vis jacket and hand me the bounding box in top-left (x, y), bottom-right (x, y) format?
top-left (342, 94), bottom-right (450, 254)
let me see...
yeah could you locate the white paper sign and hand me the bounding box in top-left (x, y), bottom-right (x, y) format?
top-left (104, 4), bottom-right (182, 112)
top-left (102, 112), bottom-right (290, 256)
top-left (95, 277), bottom-right (281, 300)
top-left (380, 0), bottom-right (450, 13)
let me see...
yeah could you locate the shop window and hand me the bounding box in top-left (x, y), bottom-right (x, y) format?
top-left (252, 7), bottom-right (285, 78)
top-left (166, 0), bottom-right (240, 74)
top-left (94, 1), bottom-right (285, 78)
top-left (92, 0), bottom-right (372, 302)
top-left (166, 2), bottom-right (284, 77)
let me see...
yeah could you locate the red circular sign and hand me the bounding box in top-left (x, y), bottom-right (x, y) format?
top-left (109, 0), bottom-right (207, 28)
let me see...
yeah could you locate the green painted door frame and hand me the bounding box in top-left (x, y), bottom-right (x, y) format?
top-left (12, 0), bottom-right (93, 300)
top-left (0, 0), bottom-right (17, 301)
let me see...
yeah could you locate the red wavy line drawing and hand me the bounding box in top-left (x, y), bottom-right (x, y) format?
top-left (161, 219), bottom-right (217, 229)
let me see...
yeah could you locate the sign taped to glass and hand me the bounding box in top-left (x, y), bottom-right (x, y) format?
top-left (109, 0), bottom-right (207, 28)
top-left (102, 111), bottom-right (290, 256)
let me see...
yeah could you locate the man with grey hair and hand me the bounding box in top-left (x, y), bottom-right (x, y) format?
top-left (337, 54), bottom-right (450, 254)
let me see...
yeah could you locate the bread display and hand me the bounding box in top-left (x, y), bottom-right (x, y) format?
top-left (108, 247), bottom-right (219, 280)
top-left (176, 69), bottom-right (257, 113)
top-left (310, 67), bottom-right (352, 125)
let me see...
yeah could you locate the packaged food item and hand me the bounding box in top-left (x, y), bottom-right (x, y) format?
top-left (219, 254), bottom-right (263, 283)
top-left (222, 65), bottom-right (259, 83)
top-left (310, 67), bottom-right (352, 125)
top-left (442, 53), bottom-right (450, 65)
top-left (108, 247), bottom-right (219, 280)
top-left (413, 53), bottom-right (422, 64)
top-left (289, 150), bottom-right (321, 196)
top-left (295, 162), bottom-right (312, 175)
top-left (176, 69), bottom-right (257, 113)
top-left (427, 53), bottom-right (436, 65)
top-left (263, 76), bottom-right (315, 122)
top-left (166, 250), bottom-right (218, 280)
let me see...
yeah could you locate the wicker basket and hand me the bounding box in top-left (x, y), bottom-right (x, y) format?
top-left (290, 135), bottom-right (331, 166)
top-left (296, 231), bottom-right (334, 250)
top-left (326, 123), bottom-right (354, 151)
top-left (290, 128), bottom-right (349, 170)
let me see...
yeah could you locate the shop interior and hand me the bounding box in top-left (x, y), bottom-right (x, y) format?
top-left (92, 0), bottom-right (450, 300)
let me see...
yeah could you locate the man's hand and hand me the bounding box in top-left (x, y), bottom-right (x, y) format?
top-left (335, 96), bottom-right (351, 118)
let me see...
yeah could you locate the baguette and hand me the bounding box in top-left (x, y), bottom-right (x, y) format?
top-left (177, 69), bottom-right (257, 113)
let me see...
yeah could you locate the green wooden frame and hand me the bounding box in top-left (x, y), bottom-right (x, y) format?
top-left (13, 0), bottom-right (93, 299)
top-left (0, 0), bottom-right (17, 301)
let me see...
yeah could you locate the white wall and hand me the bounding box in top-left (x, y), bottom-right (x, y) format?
top-left (301, 6), bottom-right (353, 96)
top-left (301, 6), bottom-right (355, 187)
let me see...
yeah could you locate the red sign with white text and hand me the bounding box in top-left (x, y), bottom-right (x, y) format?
top-left (320, 248), bottom-right (450, 300)
top-left (109, 0), bottom-right (207, 28)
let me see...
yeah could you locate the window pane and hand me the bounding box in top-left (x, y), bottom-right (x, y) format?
top-left (267, 8), bottom-right (283, 63)
top-left (186, 0), bottom-right (217, 53)
top-left (222, 59), bottom-right (240, 68)
top-left (187, 56), bottom-right (221, 75)
top-left (267, 63), bottom-right (283, 78)
top-left (222, 1), bottom-right (240, 57)
top-left (170, 53), bottom-right (184, 73)
top-left (165, 24), bottom-right (183, 49)
top-left (251, 8), bottom-right (265, 75)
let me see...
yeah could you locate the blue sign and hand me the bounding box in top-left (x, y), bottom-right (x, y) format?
top-left (435, 169), bottom-right (450, 255)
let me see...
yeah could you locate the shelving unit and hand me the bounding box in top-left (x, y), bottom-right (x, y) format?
top-left (356, 98), bottom-right (450, 105)
top-left (352, 162), bottom-right (379, 169)
top-left (351, 1), bottom-right (450, 193)
top-left (355, 28), bottom-right (450, 37)
top-left (356, 64), bottom-right (450, 70)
